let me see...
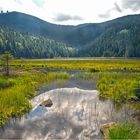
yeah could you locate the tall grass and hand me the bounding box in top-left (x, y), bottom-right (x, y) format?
top-left (97, 72), bottom-right (140, 103)
top-left (107, 121), bottom-right (140, 139)
top-left (0, 77), bottom-right (15, 89)
top-left (0, 87), bottom-right (32, 126)
top-left (0, 70), bottom-right (69, 126)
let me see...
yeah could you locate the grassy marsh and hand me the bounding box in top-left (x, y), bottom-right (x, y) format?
top-left (0, 70), bottom-right (69, 126)
top-left (106, 122), bottom-right (140, 139)
top-left (97, 72), bottom-right (140, 103)
top-left (10, 59), bottom-right (140, 71)
top-left (0, 59), bottom-right (140, 139)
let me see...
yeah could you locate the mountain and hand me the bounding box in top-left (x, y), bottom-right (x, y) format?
top-left (0, 11), bottom-right (140, 57)
top-left (0, 11), bottom-right (105, 47)
top-left (0, 27), bottom-right (75, 58)
top-left (79, 15), bottom-right (140, 57)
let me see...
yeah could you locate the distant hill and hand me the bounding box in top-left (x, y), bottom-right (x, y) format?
top-left (0, 26), bottom-right (75, 58)
top-left (0, 12), bottom-right (106, 46)
top-left (0, 11), bottom-right (140, 57)
top-left (78, 15), bottom-right (140, 57)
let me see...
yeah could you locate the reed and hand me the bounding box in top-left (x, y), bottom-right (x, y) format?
top-left (97, 72), bottom-right (140, 103)
top-left (107, 121), bottom-right (140, 139)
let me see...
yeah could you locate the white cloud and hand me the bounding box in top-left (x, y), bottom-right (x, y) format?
top-left (53, 13), bottom-right (83, 22)
top-left (14, 0), bottom-right (22, 4)
top-left (0, 0), bottom-right (140, 25)
top-left (32, 0), bottom-right (46, 7)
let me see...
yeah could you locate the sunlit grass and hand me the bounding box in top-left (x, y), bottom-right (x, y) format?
top-left (0, 70), bottom-right (69, 126)
top-left (0, 77), bottom-right (16, 89)
top-left (97, 72), bottom-right (140, 103)
top-left (10, 59), bottom-right (140, 71)
top-left (107, 121), bottom-right (140, 139)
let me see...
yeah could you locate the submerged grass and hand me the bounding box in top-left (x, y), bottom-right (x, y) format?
top-left (0, 70), bottom-right (69, 126)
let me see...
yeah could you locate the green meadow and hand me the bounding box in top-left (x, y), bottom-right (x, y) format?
top-left (10, 59), bottom-right (140, 71)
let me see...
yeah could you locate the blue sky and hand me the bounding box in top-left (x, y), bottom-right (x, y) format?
top-left (0, 0), bottom-right (140, 25)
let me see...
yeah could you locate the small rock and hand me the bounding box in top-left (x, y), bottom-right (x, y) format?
top-left (100, 122), bottom-right (116, 134)
top-left (101, 117), bottom-right (107, 121)
top-left (100, 122), bottom-right (117, 140)
top-left (40, 99), bottom-right (53, 107)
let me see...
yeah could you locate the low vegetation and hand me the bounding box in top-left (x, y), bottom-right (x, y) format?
top-left (10, 59), bottom-right (140, 71)
top-left (97, 72), bottom-right (140, 103)
top-left (0, 70), bottom-right (69, 126)
top-left (106, 122), bottom-right (140, 139)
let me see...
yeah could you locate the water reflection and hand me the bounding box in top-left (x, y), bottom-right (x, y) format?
top-left (0, 88), bottom-right (138, 140)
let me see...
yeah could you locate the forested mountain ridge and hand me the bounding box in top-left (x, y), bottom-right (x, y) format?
top-left (79, 20), bottom-right (140, 57)
top-left (0, 11), bottom-right (107, 46)
top-left (0, 11), bottom-right (140, 57)
top-left (0, 26), bottom-right (75, 58)
top-left (78, 14), bottom-right (140, 57)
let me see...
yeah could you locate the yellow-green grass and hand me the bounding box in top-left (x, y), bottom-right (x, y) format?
top-left (106, 121), bottom-right (140, 139)
top-left (73, 71), bottom-right (140, 103)
top-left (10, 59), bottom-right (140, 71)
top-left (97, 72), bottom-right (140, 103)
top-left (0, 70), bottom-right (69, 126)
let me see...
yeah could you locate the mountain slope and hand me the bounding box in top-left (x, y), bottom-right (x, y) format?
top-left (0, 12), bottom-right (105, 46)
top-left (0, 26), bottom-right (75, 58)
top-left (79, 16), bottom-right (140, 57)
top-left (0, 11), bottom-right (140, 57)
